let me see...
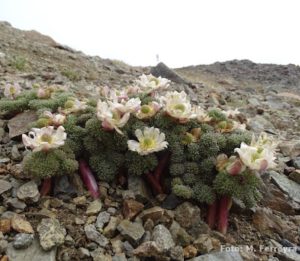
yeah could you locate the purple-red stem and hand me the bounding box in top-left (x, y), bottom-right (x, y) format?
top-left (40, 177), bottom-right (52, 196)
top-left (217, 195), bottom-right (232, 234)
top-left (153, 152), bottom-right (171, 181)
top-left (207, 200), bottom-right (218, 229)
top-left (79, 159), bottom-right (100, 199)
top-left (144, 172), bottom-right (164, 195)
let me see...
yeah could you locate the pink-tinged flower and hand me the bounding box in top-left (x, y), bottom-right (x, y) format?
top-left (97, 100), bottom-right (130, 134)
top-left (22, 126), bottom-right (67, 152)
top-left (194, 106), bottom-right (212, 123)
top-left (234, 142), bottom-right (276, 171)
top-left (4, 83), bottom-right (21, 99)
top-left (161, 91), bottom-right (196, 122)
top-left (127, 127), bottom-right (168, 155)
top-left (222, 108), bottom-right (240, 118)
top-left (37, 87), bottom-right (52, 99)
top-left (225, 156), bottom-right (246, 176)
top-left (135, 102), bottom-right (161, 119)
top-left (60, 98), bottom-right (87, 114)
top-left (135, 74), bottom-right (170, 94)
top-left (43, 111), bottom-right (66, 126)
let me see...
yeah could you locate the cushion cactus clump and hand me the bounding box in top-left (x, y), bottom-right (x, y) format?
top-left (0, 74), bottom-right (278, 234)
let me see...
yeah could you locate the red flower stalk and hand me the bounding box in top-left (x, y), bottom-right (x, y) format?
top-left (217, 195), bottom-right (232, 234)
top-left (40, 177), bottom-right (52, 196)
top-left (79, 159), bottom-right (100, 199)
top-left (153, 152), bottom-right (171, 181)
top-left (144, 172), bottom-right (163, 194)
top-left (207, 200), bottom-right (218, 229)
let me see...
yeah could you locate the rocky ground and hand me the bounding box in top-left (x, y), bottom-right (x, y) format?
top-left (0, 21), bottom-right (300, 261)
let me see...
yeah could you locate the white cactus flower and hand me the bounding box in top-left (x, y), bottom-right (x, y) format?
top-left (43, 111), bottom-right (66, 126)
top-left (61, 98), bottom-right (87, 114)
top-left (162, 91), bottom-right (196, 122)
top-left (4, 83), bottom-right (21, 99)
top-left (222, 108), bottom-right (240, 118)
top-left (127, 127), bottom-right (168, 155)
top-left (135, 102), bottom-right (161, 119)
top-left (22, 126), bottom-right (67, 152)
top-left (97, 100), bottom-right (130, 134)
top-left (135, 74), bottom-right (170, 94)
top-left (194, 106), bottom-right (212, 123)
top-left (234, 142), bottom-right (276, 171)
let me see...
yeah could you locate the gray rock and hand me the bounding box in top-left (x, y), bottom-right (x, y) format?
top-left (187, 251), bottom-right (243, 261)
top-left (248, 115), bottom-right (275, 133)
top-left (279, 140), bottom-right (300, 158)
top-left (270, 171), bottom-right (300, 203)
top-left (112, 253), bottom-right (127, 261)
top-left (13, 233), bottom-right (34, 249)
top-left (169, 246), bottom-right (184, 261)
top-left (11, 145), bottom-right (22, 161)
top-left (175, 202), bottom-right (201, 229)
top-left (84, 224), bottom-right (109, 247)
top-left (292, 157), bottom-right (300, 169)
top-left (0, 239), bottom-right (8, 253)
top-left (0, 180), bottom-right (12, 195)
top-left (7, 239), bottom-right (57, 261)
top-left (8, 111), bottom-right (38, 138)
top-left (17, 181), bottom-right (40, 203)
top-left (161, 193), bottom-right (183, 210)
top-left (248, 97), bottom-right (261, 106)
top-left (127, 176), bottom-right (151, 203)
top-left (37, 218), bottom-right (66, 251)
top-left (6, 197), bottom-right (27, 210)
top-left (96, 211), bottom-right (110, 230)
top-left (151, 62), bottom-right (190, 86)
top-left (86, 199), bottom-right (102, 215)
top-left (78, 247), bottom-right (90, 258)
top-left (152, 224), bottom-right (175, 250)
top-left (117, 220), bottom-right (145, 245)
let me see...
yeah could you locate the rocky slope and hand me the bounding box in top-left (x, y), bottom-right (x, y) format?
top-left (0, 21), bottom-right (300, 261)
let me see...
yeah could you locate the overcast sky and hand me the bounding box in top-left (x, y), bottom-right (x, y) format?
top-left (1, 0), bottom-right (300, 67)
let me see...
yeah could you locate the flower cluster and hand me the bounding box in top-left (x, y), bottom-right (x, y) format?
top-left (0, 74), bottom-right (279, 216)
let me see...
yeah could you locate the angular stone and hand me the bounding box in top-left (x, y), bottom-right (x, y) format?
top-left (169, 221), bottom-right (193, 247)
top-left (170, 246), bottom-right (184, 261)
top-left (0, 180), bottom-right (12, 195)
top-left (6, 198), bottom-right (27, 210)
top-left (37, 218), bottom-right (66, 250)
top-left (289, 170), bottom-right (300, 184)
top-left (8, 111), bottom-right (37, 138)
top-left (161, 193), bottom-right (184, 210)
top-left (11, 215), bottom-right (34, 234)
top-left (103, 216), bottom-right (120, 238)
top-left (184, 245), bottom-right (198, 259)
top-left (127, 176), bottom-right (151, 203)
top-left (112, 253), bottom-right (127, 261)
top-left (193, 234), bottom-right (220, 254)
top-left (0, 219), bottom-right (11, 233)
top-left (96, 211), bottom-right (110, 230)
top-left (139, 206), bottom-right (164, 223)
top-left (279, 140), bottom-right (300, 158)
top-left (132, 241), bottom-right (163, 257)
top-left (270, 170), bottom-right (300, 203)
top-left (187, 251), bottom-right (243, 261)
top-left (86, 199), bottom-right (102, 215)
top-left (123, 199), bottom-right (144, 220)
top-left (84, 224), bottom-right (109, 247)
top-left (13, 233), bottom-right (34, 249)
top-left (7, 239), bottom-right (56, 261)
top-left (175, 202), bottom-right (201, 229)
top-left (117, 220), bottom-right (145, 245)
top-left (152, 224), bottom-right (175, 251)
top-left (17, 181), bottom-right (40, 203)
